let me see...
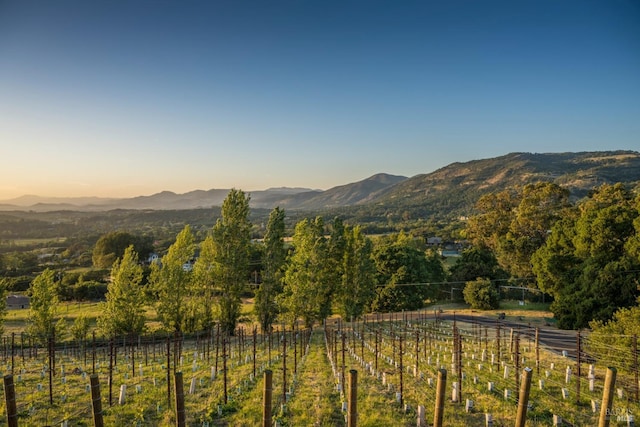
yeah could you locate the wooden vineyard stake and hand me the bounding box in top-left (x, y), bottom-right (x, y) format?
top-left (90, 374), bottom-right (104, 427)
top-left (341, 330), bottom-right (346, 397)
top-left (282, 326), bottom-right (287, 403)
top-left (174, 371), bottom-right (185, 427)
top-left (49, 335), bottom-right (54, 405)
top-left (166, 336), bottom-right (171, 409)
top-left (263, 369), bottom-right (273, 427)
top-left (348, 369), bottom-right (358, 427)
top-left (399, 332), bottom-right (404, 407)
top-left (4, 375), bottom-right (18, 427)
top-left (515, 334), bottom-right (520, 392)
top-left (215, 324), bottom-right (220, 374)
top-left (576, 330), bottom-right (581, 404)
top-left (92, 332), bottom-right (96, 375)
top-left (598, 367), bottom-right (617, 427)
top-left (11, 332), bottom-right (14, 375)
top-left (223, 333), bottom-right (228, 404)
top-left (515, 368), bottom-right (533, 427)
top-left (433, 368), bottom-right (447, 427)
top-left (415, 330), bottom-right (420, 375)
top-left (634, 335), bottom-right (639, 402)
top-left (253, 326), bottom-right (257, 379)
top-left (535, 327), bottom-right (540, 375)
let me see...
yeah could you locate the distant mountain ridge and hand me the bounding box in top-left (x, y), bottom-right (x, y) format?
top-left (369, 150), bottom-right (640, 218)
top-left (0, 173), bottom-right (407, 212)
top-left (1, 151), bottom-right (639, 217)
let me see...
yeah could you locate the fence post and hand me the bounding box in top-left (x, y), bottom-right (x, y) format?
top-left (174, 371), bottom-right (185, 427)
top-left (433, 368), bottom-right (447, 427)
top-left (515, 368), bottom-right (533, 427)
top-left (576, 330), bottom-right (581, 404)
top-left (11, 333), bottom-right (15, 375)
top-left (90, 374), bottom-right (104, 427)
top-left (282, 326), bottom-right (287, 403)
top-left (263, 369), bottom-right (273, 427)
top-left (49, 335), bottom-right (54, 405)
top-left (634, 335), bottom-right (638, 402)
top-left (348, 369), bottom-right (358, 427)
top-left (535, 327), bottom-right (540, 375)
top-left (166, 336), bottom-right (171, 409)
top-left (598, 367), bottom-right (617, 427)
top-left (341, 331), bottom-right (346, 397)
top-left (4, 375), bottom-right (18, 427)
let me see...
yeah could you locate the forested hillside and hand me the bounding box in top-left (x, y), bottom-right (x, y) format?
top-left (370, 151), bottom-right (640, 219)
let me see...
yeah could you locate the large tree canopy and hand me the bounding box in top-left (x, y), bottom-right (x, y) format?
top-left (92, 231), bottom-right (153, 269)
top-left (370, 233), bottom-right (445, 312)
top-left (532, 184), bottom-right (640, 329)
top-left (449, 245), bottom-right (507, 284)
top-left (466, 182), bottom-right (570, 278)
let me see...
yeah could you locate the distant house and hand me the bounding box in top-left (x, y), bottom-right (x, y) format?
top-left (427, 237), bottom-right (442, 245)
top-left (6, 295), bottom-right (30, 310)
top-left (438, 249), bottom-right (461, 258)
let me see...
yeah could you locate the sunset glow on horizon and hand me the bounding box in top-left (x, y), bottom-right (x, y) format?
top-left (1, 0), bottom-right (638, 200)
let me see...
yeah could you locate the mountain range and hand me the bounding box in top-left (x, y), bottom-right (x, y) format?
top-left (1, 151), bottom-right (639, 218)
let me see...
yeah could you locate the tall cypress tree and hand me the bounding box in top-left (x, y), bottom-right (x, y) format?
top-left (151, 225), bottom-right (195, 334)
top-left (255, 207), bottom-right (286, 333)
top-left (211, 189), bottom-right (252, 335)
top-left (98, 245), bottom-right (146, 338)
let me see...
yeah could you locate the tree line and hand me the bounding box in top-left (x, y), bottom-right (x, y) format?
top-left (2, 181), bottom-right (639, 343)
top-left (6, 188), bottom-right (452, 344)
top-left (464, 181), bottom-right (640, 329)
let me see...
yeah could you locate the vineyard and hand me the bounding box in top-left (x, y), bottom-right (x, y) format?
top-left (1, 310), bottom-right (640, 426)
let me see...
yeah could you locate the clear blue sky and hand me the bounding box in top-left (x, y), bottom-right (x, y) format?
top-left (1, 0), bottom-right (638, 199)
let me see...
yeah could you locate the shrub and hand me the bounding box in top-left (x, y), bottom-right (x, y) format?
top-left (463, 277), bottom-right (500, 310)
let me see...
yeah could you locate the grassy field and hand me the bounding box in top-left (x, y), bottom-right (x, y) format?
top-left (0, 237), bottom-right (67, 247)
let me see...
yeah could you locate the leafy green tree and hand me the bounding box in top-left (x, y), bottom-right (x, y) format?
top-left (2, 252), bottom-right (39, 272)
top-left (467, 183), bottom-right (570, 278)
top-left (71, 314), bottom-right (90, 343)
top-left (280, 217), bottom-right (329, 328)
top-left (211, 189), bottom-right (252, 334)
top-left (463, 278), bottom-right (500, 310)
top-left (588, 305), bottom-right (640, 369)
top-left (466, 190), bottom-right (517, 253)
top-left (336, 225), bottom-right (376, 320)
top-left (532, 184), bottom-right (640, 328)
top-left (323, 217), bottom-right (347, 319)
top-left (98, 245), bottom-right (146, 338)
top-left (449, 245), bottom-right (507, 283)
top-left (504, 183), bottom-right (570, 277)
top-left (150, 225), bottom-right (195, 334)
top-left (191, 235), bottom-right (217, 332)
top-left (371, 234), bottom-right (445, 312)
top-left (92, 231), bottom-right (153, 269)
top-left (255, 207), bottom-right (287, 333)
top-left (27, 269), bottom-right (61, 344)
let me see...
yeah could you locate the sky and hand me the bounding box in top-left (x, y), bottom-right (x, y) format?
top-left (0, 0), bottom-right (639, 199)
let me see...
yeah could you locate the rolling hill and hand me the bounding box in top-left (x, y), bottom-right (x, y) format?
top-left (1, 151), bottom-right (638, 221)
